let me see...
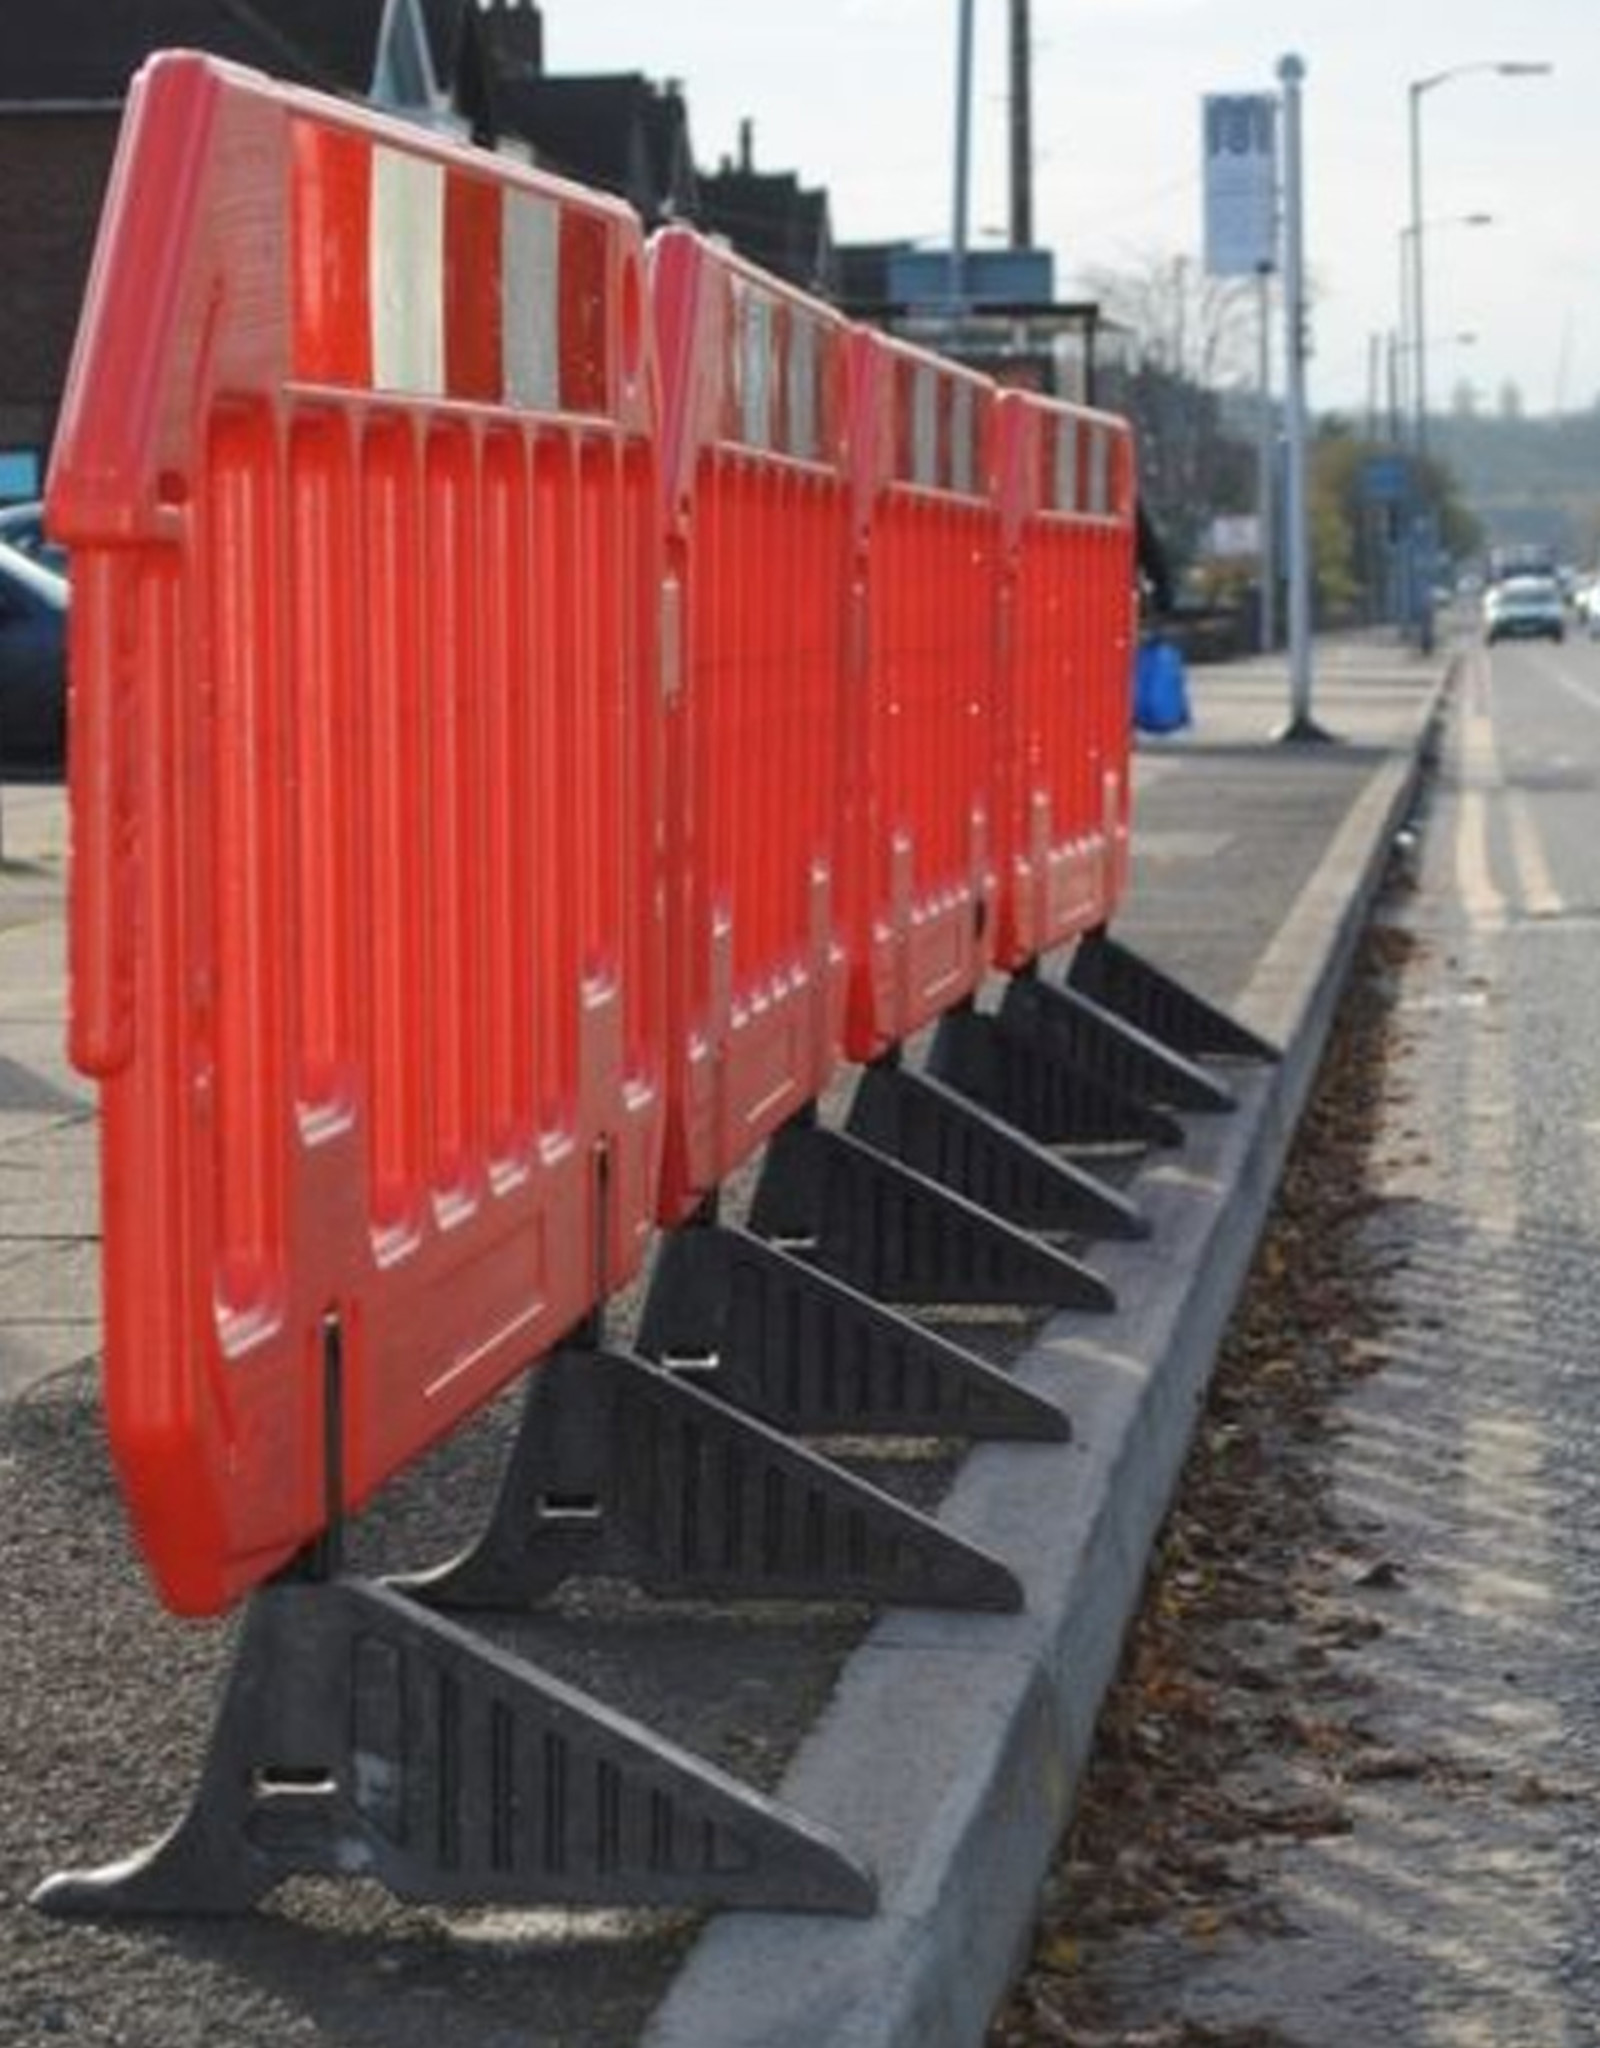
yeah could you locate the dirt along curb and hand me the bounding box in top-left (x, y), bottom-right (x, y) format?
top-left (989, 855), bottom-right (1426, 2047)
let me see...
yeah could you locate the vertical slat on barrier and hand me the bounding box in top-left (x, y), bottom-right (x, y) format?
top-left (482, 427), bottom-right (533, 1166)
top-left (288, 413), bottom-right (356, 1119)
top-left (622, 442), bottom-right (657, 1086)
top-left (364, 417), bottom-right (426, 1243)
top-left (424, 421), bottom-right (483, 1208)
top-left (209, 405), bottom-right (288, 1322)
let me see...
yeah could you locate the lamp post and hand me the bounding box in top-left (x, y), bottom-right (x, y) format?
top-left (1406, 63), bottom-right (1547, 652)
top-left (1397, 212), bottom-right (1492, 424)
top-left (1407, 63), bottom-right (1549, 455)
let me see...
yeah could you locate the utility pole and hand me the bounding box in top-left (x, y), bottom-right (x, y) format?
top-left (950, 0), bottom-right (975, 312)
top-left (1009, 0), bottom-right (1033, 248)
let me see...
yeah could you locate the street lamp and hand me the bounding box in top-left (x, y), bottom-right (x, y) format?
top-left (1407, 62), bottom-right (1550, 455)
top-left (1397, 212), bottom-right (1493, 421)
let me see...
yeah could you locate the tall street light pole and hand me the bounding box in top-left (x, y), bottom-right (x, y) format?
top-left (1406, 61), bottom-right (1548, 652)
top-left (1397, 211), bottom-right (1493, 421)
top-left (1407, 62), bottom-right (1550, 456)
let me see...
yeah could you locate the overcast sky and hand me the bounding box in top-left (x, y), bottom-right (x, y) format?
top-left (541, 0), bottom-right (1595, 420)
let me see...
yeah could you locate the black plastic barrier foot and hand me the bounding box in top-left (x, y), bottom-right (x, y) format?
top-left (748, 1120), bottom-right (1116, 1312)
top-left (928, 1003), bottom-right (1185, 1151)
top-left (1001, 974), bottom-right (1238, 1115)
top-left (30, 1577), bottom-right (874, 1918)
top-left (409, 1345), bottom-right (1022, 1613)
top-left (1067, 932), bottom-right (1282, 1064)
top-left (639, 1222), bottom-right (1071, 1441)
top-left (846, 1059), bottom-right (1149, 1240)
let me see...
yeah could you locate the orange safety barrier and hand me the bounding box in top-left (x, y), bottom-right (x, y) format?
top-left (842, 331), bottom-right (1000, 1060)
top-left (649, 228), bottom-right (854, 1216)
top-left (992, 392), bottom-right (1139, 968)
top-left (51, 52), bottom-right (663, 1616)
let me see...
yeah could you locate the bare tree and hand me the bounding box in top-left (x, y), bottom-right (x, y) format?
top-left (1082, 251), bottom-right (1260, 574)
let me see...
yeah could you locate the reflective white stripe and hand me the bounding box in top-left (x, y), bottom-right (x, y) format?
top-left (739, 287), bottom-right (774, 449)
top-left (1086, 424), bottom-right (1110, 515)
top-left (502, 189), bottom-right (560, 411)
top-left (912, 367), bottom-right (938, 486)
top-left (788, 313), bottom-right (818, 460)
top-left (950, 379), bottom-right (975, 494)
top-left (370, 148), bottom-right (444, 396)
top-left (1054, 415), bottom-right (1079, 512)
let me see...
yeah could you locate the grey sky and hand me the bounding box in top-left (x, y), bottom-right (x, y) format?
top-left (543, 1), bottom-right (1593, 418)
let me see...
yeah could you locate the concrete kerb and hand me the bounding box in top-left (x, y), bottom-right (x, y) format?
top-left (643, 668), bottom-right (1452, 2048)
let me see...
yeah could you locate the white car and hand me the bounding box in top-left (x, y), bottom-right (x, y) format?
top-left (1483, 574), bottom-right (1566, 646)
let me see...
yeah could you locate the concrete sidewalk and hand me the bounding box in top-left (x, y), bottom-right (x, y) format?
top-left (0, 638), bottom-right (1447, 2048)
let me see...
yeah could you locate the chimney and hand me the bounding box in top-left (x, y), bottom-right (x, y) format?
top-left (480, 0), bottom-right (544, 81)
top-left (738, 118), bottom-right (754, 172)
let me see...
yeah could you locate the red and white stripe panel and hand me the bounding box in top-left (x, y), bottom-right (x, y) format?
top-left (890, 354), bottom-right (989, 496)
top-left (1035, 408), bottom-right (1131, 520)
top-left (717, 272), bottom-right (842, 462)
top-left (289, 123), bottom-right (644, 421)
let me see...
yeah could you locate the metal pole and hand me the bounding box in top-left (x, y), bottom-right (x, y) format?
top-left (1387, 330), bottom-right (1400, 443)
top-left (1408, 84), bottom-right (1427, 454)
top-left (1257, 267), bottom-right (1275, 655)
top-left (1009, 0), bottom-right (1033, 249)
top-left (950, 0), bottom-right (975, 313)
top-left (1276, 53), bottom-right (1324, 740)
top-left (1406, 87), bottom-right (1433, 649)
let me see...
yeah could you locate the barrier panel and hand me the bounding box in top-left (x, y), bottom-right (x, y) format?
top-left (992, 391), bottom-right (1138, 969)
top-left (51, 52), bottom-right (663, 1616)
top-left (842, 331), bottom-right (1000, 1060)
top-left (649, 228), bottom-right (853, 1216)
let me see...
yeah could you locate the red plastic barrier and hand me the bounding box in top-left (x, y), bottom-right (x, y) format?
top-left (842, 332), bottom-right (1000, 1060)
top-left (992, 393), bottom-right (1139, 968)
top-left (51, 53), bottom-right (663, 1615)
top-left (649, 229), bottom-right (853, 1217)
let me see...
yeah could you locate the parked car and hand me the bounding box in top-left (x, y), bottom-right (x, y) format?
top-left (0, 536), bottom-right (68, 775)
top-left (1483, 573), bottom-right (1566, 646)
top-left (0, 499), bottom-right (67, 574)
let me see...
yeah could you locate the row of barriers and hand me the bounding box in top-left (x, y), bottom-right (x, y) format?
top-left (37, 52), bottom-right (1273, 1921)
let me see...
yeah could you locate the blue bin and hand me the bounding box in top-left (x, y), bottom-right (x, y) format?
top-left (1133, 637), bottom-right (1191, 734)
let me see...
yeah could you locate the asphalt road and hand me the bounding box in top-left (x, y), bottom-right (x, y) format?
top-left (1056, 625), bottom-right (1600, 2044)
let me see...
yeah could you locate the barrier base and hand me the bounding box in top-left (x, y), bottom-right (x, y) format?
top-left (748, 1118), bottom-right (1115, 1312)
top-left (1002, 973), bottom-right (1238, 1115)
top-left (846, 1056), bottom-right (1149, 1240)
top-left (928, 1002), bottom-right (1184, 1151)
top-left (30, 1576), bottom-right (874, 1918)
top-left (639, 1221), bottom-right (1071, 1440)
top-left (409, 1343), bottom-right (1021, 1613)
top-left (1067, 931), bottom-right (1283, 1064)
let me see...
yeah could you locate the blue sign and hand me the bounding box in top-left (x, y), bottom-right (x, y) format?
top-left (1361, 454), bottom-right (1411, 505)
